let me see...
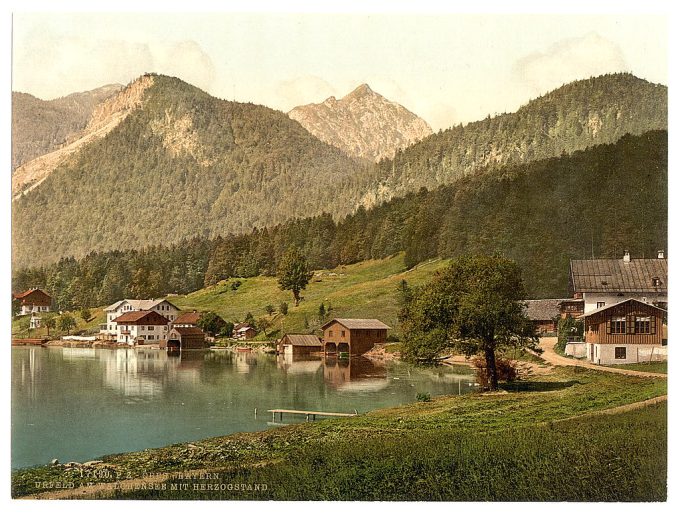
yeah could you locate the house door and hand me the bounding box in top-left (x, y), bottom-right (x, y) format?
top-left (589, 344), bottom-right (594, 362)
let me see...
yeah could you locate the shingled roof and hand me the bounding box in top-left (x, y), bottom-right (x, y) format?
top-left (281, 334), bottom-right (322, 347)
top-left (570, 258), bottom-right (667, 294)
top-left (322, 318), bottom-right (391, 330)
top-left (524, 299), bottom-right (567, 321)
top-left (112, 310), bottom-right (169, 325)
top-left (174, 311), bottom-right (202, 325)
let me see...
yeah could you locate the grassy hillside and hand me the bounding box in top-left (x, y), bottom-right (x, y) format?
top-left (171, 253), bottom-right (448, 338)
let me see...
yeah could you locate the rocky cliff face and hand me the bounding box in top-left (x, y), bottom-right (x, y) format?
top-left (11, 84), bottom-right (123, 172)
top-left (289, 84), bottom-right (432, 162)
top-left (12, 76), bottom-right (153, 198)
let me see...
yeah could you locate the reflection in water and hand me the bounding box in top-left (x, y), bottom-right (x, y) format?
top-left (12, 347), bottom-right (475, 470)
top-left (323, 356), bottom-right (389, 391)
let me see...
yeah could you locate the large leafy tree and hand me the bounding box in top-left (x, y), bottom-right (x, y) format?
top-left (58, 313), bottom-right (77, 336)
top-left (277, 247), bottom-right (313, 306)
top-left (400, 254), bottom-right (538, 390)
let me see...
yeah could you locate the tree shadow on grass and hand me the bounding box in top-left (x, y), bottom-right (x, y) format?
top-left (502, 380), bottom-right (581, 393)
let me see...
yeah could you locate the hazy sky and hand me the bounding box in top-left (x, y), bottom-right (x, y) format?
top-left (12, 12), bottom-right (667, 131)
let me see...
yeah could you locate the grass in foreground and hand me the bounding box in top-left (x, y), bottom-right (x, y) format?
top-left (12, 366), bottom-right (666, 500)
top-left (608, 361), bottom-right (667, 374)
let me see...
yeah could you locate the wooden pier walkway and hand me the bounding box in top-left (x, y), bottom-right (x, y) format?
top-left (268, 408), bottom-right (358, 422)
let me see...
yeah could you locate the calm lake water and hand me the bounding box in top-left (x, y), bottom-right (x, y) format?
top-left (12, 346), bottom-right (476, 470)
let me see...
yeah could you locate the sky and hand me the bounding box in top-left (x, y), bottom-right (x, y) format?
top-left (11, 11), bottom-right (668, 131)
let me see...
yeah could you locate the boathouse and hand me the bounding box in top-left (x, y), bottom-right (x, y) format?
top-left (278, 334), bottom-right (323, 356)
top-left (321, 318), bottom-right (390, 356)
top-left (166, 326), bottom-right (207, 350)
top-left (580, 298), bottom-right (667, 365)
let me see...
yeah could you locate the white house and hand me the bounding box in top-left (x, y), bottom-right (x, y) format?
top-left (111, 310), bottom-right (170, 345)
top-left (569, 251), bottom-right (667, 315)
top-left (101, 298), bottom-right (180, 336)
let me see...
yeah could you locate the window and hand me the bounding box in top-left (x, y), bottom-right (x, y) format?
top-left (596, 302), bottom-right (605, 309)
top-left (328, 330), bottom-right (333, 337)
top-left (634, 316), bottom-right (651, 334)
top-left (615, 347), bottom-right (626, 359)
top-left (611, 316), bottom-right (626, 334)
top-left (149, 326), bottom-right (154, 331)
top-left (652, 277), bottom-right (661, 287)
top-left (341, 330), bottom-right (346, 337)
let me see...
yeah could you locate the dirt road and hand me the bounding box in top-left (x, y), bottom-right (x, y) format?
top-left (537, 337), bottom-right (667, 378)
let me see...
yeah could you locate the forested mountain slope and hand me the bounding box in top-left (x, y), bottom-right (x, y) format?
top-left (12, 74), bottom-right (372, 267)
top-left (13, 131), bottom-right (667, 308)
top-left (11, 84), bottom-right (122, 172)
top-left (360, 73), bottom-right (667, 206)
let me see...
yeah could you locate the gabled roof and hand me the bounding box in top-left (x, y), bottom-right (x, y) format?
top-left (105, 298), bottom-right (180, 312)
top-left (234, 323), bottom-right (254, 332)
top-left (570, 258), bottom-right (667, 294)
top-left (321, 318), bottom-right (391, 330)
top-left (173, 311), bottom-right (202, 325)
top-left (579, 298), bottom-right (667, 319)
top-left (13, 288), bottom-right (51, 300)
top-left (524, 299), bottom-right (568, 321)
top-left (112, 310), bottom-right (169, 324)
top-left (104, 300), bottom-right (126, 312)
top-left (170, 326), bottom-right (205, 336)
top-left (282, 334), bottom-right (322, 347)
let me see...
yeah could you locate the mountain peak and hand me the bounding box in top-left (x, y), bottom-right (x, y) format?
top-left (289, 84), bottom-right (432, 162)
top-left (345, 83), bottom-right (376, 100)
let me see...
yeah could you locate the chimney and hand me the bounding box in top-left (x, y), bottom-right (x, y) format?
top-left (623, 250), bottom-right (631, 263)
top-left (658, 250), bottom-right (665, 259)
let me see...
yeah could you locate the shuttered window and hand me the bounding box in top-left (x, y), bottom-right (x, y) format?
top-left (615, 347), bottom-right (626, 359)
top-left (611, 316), bottom-right (626, 334)
top-left (634, 316), bottom-right (651, 334)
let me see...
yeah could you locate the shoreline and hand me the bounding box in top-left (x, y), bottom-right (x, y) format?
top-left (11, 362), bottom-right (667, 500)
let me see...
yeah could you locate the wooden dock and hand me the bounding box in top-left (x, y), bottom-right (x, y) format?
top-left (268, 408), bottom-right (358, 422)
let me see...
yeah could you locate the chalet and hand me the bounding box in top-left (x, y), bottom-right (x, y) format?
top-left (579, 298), bottom-right (667, 365)
top-left (166, 326), bottom-right (207, 350)
top-left (523, 299), bottom-right (565, 334)
top-left (13, 288), bottom-right (52, 315)
top-left (233, 323), bottom-right (257, 340)
top-left (278, 334), bottom-right (323, 356)
top-left (112, 310), bottom-right (170, 345)
top-left (570, 251), bottom-right (667, 315)
top-left (101, 298), bottom-right (180, 337)
top-left (321, 318), bottom-right (390, 356)
top-left (173, 311), bottom-right (202, 327)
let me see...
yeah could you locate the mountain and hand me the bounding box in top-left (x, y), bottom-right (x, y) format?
top-left (288, 84), bottom-right (433, 162)
top-left (360, 73), bottom-right (667, 207)
top-left (12, 73), bottom-right (667, 269)
top-left (11, 84), bottom-right (122, 173)
top-left (13, 130), bottom-right (667, 309)
top-left (12, 74), bottom-right (373, 268)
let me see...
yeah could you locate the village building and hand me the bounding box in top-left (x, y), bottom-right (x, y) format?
top-left (166, 326), bottom-right (207, 350)
top-left (173, 311), bottom-right (202, 327)
top-left (321, 318), bottom-right (390, 356)
top-left (558, 298), bottom-right (585, 319)
top-left (29, 314), bottom-right (42, 329)
top-left (523, 299), bottom-right (565, 335)
top-left (233, 323), bottom-right (257, 340)
top-left (570, 251), bottom-right (667, 314)
top-left (13, 288), bottom-right (52, 315)
top-left (578, 298), bottom-right (667, 365)
top-left (111, 310), bottom-right (170, 345)
top-left (101, 298), bottom-right (180, 337)
top-left (278, 334), bottom-right (323, 356)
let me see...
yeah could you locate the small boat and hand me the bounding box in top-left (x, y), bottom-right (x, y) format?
top-left (236, 346), bottom-right (252, 352)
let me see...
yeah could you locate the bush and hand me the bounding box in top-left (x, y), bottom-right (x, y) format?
top-left (472, 356), bottom-right (518, 388)
top-left (416, 392), bottom-right (431, 402)
top-left (230, 280), bottom-right (242, 291)
top-left (279, 302), bottom-right (288, 315)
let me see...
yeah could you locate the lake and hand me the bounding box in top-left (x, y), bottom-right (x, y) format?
top-left (11, 346), bottom-right (476, 470)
